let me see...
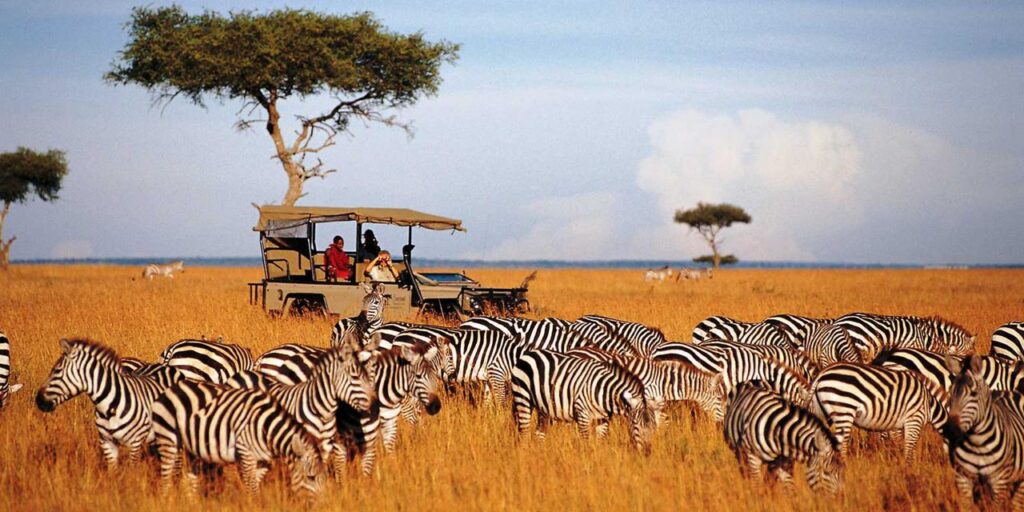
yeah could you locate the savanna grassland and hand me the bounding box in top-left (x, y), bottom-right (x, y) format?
top-left (0, 265), bottom-right (1021, 511)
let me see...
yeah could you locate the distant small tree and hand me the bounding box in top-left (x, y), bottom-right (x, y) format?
top-left (674, 202), bottom-right (751, 270)
top-left (106, 6), bottom-right (459, 206)
top-left (0, 148), bottom-right (69, 269)
top-left (693, 254), bottom-right (738, 266)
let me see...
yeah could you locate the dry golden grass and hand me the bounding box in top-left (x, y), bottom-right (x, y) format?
top-left (1, 265), bottom-right (1022, 511)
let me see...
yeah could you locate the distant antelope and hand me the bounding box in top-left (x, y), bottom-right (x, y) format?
top-left (142, 260), bottom-right (185, 280)
top-left (644, 266), bottom-right (674, 282)
top-left (681, 268), bottom-right (713, 281)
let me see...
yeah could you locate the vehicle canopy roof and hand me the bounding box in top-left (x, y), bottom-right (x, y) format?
top-left (254, 205), bottom-right (466, 233)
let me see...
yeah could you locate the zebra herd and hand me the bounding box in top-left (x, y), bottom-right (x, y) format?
top-left (8, 286), bottom-right (1024, 506)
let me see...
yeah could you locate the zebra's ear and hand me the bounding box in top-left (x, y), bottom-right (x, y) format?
top-left (357, 350), bottom-right (372, 363)
top-left (9, 383), bottom-right (23, 394)
top-left (968, 355), bottom-right (985, 375)
top-left (423, 346), bottom-right (438, 362)
top-left (945, 354), bottom-right (964, 375)
top-left (399, 346), bottom-right (422, 366)
top-left (59, 338), bottom-right (72, 354)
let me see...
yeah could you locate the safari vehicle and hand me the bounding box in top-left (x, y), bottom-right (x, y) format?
top-left (249, 205), bottom-right (530, 317)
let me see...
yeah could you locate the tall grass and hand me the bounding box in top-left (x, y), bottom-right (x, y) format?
top-left (0, 265), bottom-right (1020, 510)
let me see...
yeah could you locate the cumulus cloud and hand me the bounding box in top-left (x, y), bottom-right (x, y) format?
top-left (51, 239), bottom-right (93, 259)
top-left (465, 191), bottom-right (620, 260)
top-left (635, 109), bottom-right (863, 261)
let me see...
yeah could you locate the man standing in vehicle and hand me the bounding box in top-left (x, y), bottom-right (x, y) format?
top-left (325, 236), bottom-right (351, 282)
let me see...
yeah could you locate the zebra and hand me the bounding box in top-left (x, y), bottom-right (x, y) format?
top-left (644, 266), bottom-right (674, 282)
top-left (701, 339), bottom-right (819, 381)
top-left (801, 323), bottom-right (861, 368)
top-left (873, 348), bottom-right (1024, 393)
top-left (651, 341), bottom-right (725, 373)
top-left (335, 341), bottom-right (445, 476)
top-left (227, 345), bottom-right (377, 479)
top-left (142, 260), bottom-right (185, 280)
top-left (160, 338), bottom-right (254, 383)
top-left (990, 321), bottom-right (1024, 364)
top-left (834, 312), bottom-right (967, 362)
top-left (944, 356), bottom-right (1024, 508)
top-left (613, 357), bottom-right (726, 423)
top-left (445, 329), bottom-right (525, 404)
top-left (459, 316), bottom-right (519, 337)
top-left (763, 314), bottom-right (834, 347)
top-left (511, 349), bottom-right (660, 454)
top-left (255, 343), bottom-right (327, 384)
top-left (736, 322), bottom-right (797, 349)
top-left (918, 316), bottom-right (976, 356)
top-left (150, 379), bottom-right (326, 495)
top-left (723, 382), bottom-right (844, 495)
top-left (329, 282), bottom-right (388, 347)
top-left (716, 343), bottom-right (814, 408)
top-left (692, 315), bottom-right (752, 344)
top-left (574, 315), bottom-right (666, 357)
top-left (35, 338), bottom-right (180, 468)
top-left (810, 362), bottom-right (948, 462)
top-left (0, 332), bottom-right (24, 408)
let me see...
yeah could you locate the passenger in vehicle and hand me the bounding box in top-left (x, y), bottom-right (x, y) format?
top-left (325, 236), bottom-right (351, 282)
top-left (364, 250), bottom-right (399, 282)
top-left (362, 230), bottom-right (381, 261)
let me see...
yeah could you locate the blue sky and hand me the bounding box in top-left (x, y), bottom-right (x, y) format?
top-left (1, 1), bottom-right (1021, 263)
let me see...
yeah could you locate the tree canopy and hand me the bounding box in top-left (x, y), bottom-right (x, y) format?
top-left (0, 147), bottom-right (69, 269)
top-left (693, 254), bottom-right (738, 265)
top-left (106, 6), bottom-right (460, 205)
top-left (674, 202), bottom-right (751, 270)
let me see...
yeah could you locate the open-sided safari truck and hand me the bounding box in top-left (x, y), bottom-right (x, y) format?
top-left (249, 205), bottom-right (529, 317)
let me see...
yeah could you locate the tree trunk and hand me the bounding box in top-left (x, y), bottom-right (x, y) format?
top-left (709, 238), bottom-right (721, 271)
top-left (0, 202), bottom-right (13, 270)
top-left (265, 96), bottom-right (305, 207)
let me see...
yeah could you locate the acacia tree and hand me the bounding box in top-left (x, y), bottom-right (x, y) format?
top-left (0, 148), bottom-right (69, 269)
top-left (106, 7), bottom-right (459, 205)
top-left (674, 202), bottom-right (751, 270)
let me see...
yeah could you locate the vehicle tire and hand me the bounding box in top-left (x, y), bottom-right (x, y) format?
top-left (284, 295), bottom-right (327, 318)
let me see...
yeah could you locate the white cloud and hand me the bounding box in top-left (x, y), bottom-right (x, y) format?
top-left (51, 239), bottom-right (93, 259)
top-left (464, 191), bottom-right (619, 260)
top-left (636, 109), bottom-right (863, 261)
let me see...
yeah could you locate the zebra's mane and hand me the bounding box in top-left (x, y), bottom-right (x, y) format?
top-left (600, 357), bottom-right (646, 394)
top-left (764, 355), bottom-right (812, 391)
top-left (64, 338), bottom-right (121, 368)
top-left (921, 316), bottom-right (972, 336)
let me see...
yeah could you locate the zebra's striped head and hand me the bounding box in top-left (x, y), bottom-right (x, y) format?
top-left (361, 282), bottom-right (387, 327)
top-left (947, 355), bottom-right (990, 439)
top-left (36, 339), bottom-right (120, 412)
top-left (621, 390), bottom-right (659, 456)
top-left (920, 317), bottom-right (975, 356)
top-left (286, 431), bottom-right (327, 496)
top-left (808, 430), bottom-right (844, 496)
top-left (398, 341), bottom-right (443, 416)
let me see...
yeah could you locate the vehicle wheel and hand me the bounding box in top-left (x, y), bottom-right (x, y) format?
top-left (285, 296), bottom-right (327, 318)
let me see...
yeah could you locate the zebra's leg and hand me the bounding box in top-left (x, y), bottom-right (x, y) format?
top-left (595, 419), bottom-right (610, 439)
top-left (770, 459), bottom-right (796, 492)
top-left (184, 457), bottom-right (203, 498)
top-left (126, 440), bottom-right (145, 465)
top-left (901, 413), bottom-right (925, 464)
top-left (573, 403), bottom-right (594, 440)
top-left (360, 417), bottom-right (380, 477)
top-left (381, 414), bottom-right (400, 454)
top-left (535, 414), bottom-right (550, 440)
top-left (331, 437), bottom-right (349, 483)
top-left (157, 445), bottom-right (181, 496)
top-left (954, 472), bottom-right (976, 506)
top-left (830, 414), bottom-right (853, 455)
top-left (97, 430), bottom-right (119, 469)
top-left (486, 371), bottom-right (509, 405)
top-left (1010, 481), bottom-right (1024, 511)
top-left (745, 452), bottom-right (763, 480)
top-left (511, 394), bottom-right (534, 436)
top-left (481, 381), bottom-right (493, 404)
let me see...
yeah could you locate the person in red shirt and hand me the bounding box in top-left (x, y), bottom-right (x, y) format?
top-left (325, 235), bottom-right (351, 282)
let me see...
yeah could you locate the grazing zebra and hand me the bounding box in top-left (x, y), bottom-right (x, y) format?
top-left (651, 341), bottom-right (724, 373)
top-left (255, 343), bottom-right (327, 384)
top-left (614, 357), bottom-right (725, 422)
top-left (644, 266), bottom-right (674, 282)
top-left (35, 339), bottom-right (179, 468)
top-left (801, 323), bottom-right (861, 368)
top-left (704, 339), bottom-right (819, 383)
top-left (511, 349), bottom-right (660, 454)
top-left (575, 315), bottom-right (666, 357)
top-left (834, 312), bottom-right (970, 362)
top-left (150, 379), bottom-right (326, 495)
top-left (160, 338), bottom-right (254, 383)
top-left (763, 314), bottom-right (833, 347)
top-left (228, 345), bottom-right (377, 479)
top-left (919, 316), bottom-right (976, 356)
top-left (945, 356), bottom-right (1024, 508)
top-left (991, 321), bottom-right (1024, 364)
top-left (692, 315), bottom-right (752, 344)
top-left (445, 330), bottom-right (525, 404)
top-left (335, 341), bottom-right (445, 476)
top-left (736, 322), bottom-right (797, 349)
top-left (142, 260), bottom-right (185, 280)
top-left (329, 282), bottom-right (388, 347)
top-left (716, 344), bottom-right (814, 408)
top-left (723, 382), bottom-right (844, 494)
top-left (874, 348), bottom-right (1024, 393)
top-left (811, 362), bottom-right (948, 462)
top-left (0, 332), bottom-right (24, 408)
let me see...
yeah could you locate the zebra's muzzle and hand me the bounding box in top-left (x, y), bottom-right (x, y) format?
top-left (424, 396), bottom-right (441, 415)
top-left (35, 390), bottom-right (56, 412)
